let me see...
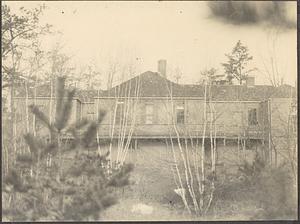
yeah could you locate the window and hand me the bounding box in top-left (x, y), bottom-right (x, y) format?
top-left (85, 104), bottom-right (95, 120)
top-left (145, 103), bottom-right (154, 124)
top-left (248, 108), bottom-right (258, 126)
top-left (176, 102), bottom-right (185, 124)
top-left (115, 101), bottom-right (124, 124)
top-left (87, 111), bottom-right (95, 120)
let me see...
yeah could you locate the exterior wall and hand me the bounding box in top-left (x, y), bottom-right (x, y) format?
top-left (258, 100), bottom-right (270, 140)
top-left (203, 101), bottom-right (263, 137)
top-left (14, 97), bottom-right (81, 137)
top-left (270, 97), bottom-right (297, 151)
top-left (10, 96), bottom-right (270, 140)
top-left (93, 97), bottom-right (266, 139)
top-left (270, 98), bottom-right (294, 137)
top-left (134, 99), bottom-right (173, 136)
top-left (13, 96), bottom-right (271, 140)
top-left (94, 98), bottom-right (173, 138)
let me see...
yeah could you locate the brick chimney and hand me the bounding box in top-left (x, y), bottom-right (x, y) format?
top-left (246, 76), bottom-right (255, 87)
top-left (158, 59), bottom-right (167, 77)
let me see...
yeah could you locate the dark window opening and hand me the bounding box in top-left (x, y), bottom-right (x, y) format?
top-left (176, 102), bottom-right (185, 124)
top-left (248, 108), bottom-right (258, 126)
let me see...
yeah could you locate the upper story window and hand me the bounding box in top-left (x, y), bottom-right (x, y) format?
top-left (84, 103), bottom-right (95, 120)
top-left (176, 102), bottom-right (185, 124)
top-left (248, 108), bottom-right (258, 126)
top-left (87, 110), bottom-right (95, 120)
top-left (145, 103), bottom-right (154, 124)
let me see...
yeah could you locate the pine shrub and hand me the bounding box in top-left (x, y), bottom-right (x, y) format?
top-left (238, 152), bottom-right (297, 219)
top-left (3, 77), bottom-right (133, 221)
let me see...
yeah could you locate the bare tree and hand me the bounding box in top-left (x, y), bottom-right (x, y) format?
top-left (165, 71), bottom-right (218, 215)
top-left (110, 62), bottom-right (141, 166)
top-left (259, 29), bottom-right (288, 87)
top-left (174, 66), bottom-right (182, 84)
top-left (199, 68), bottom-right (218, 85)
top-left (2, 4), bottom-right (51, 171)
top-left (258, 30), bottom-right (297, 175)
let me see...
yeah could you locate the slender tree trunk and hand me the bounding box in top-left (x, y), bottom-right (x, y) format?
top-left (168, 87), bottom-right (200, 214)
top-left (205, 95), bottom-right (217, 214)
top-left (24, 80), bottom-right (30, 156)
top-left (9, 20), bottom-right (16, 168)
top-left (96, 89), bottom-right (101, 156)
top-left (49, 77), bottom-right (53, 124)
top-left (3, 146), bottom-right (9, 177)
top-left (120, 77), bottom-right (140, 165)
top-left (169, 136), bottom-right (191, 214)
top-left (13, 106), bottom-right (17, 159)
top-left (33, 77), bottom-right (38, 137)
top-left (200, 84), bottom-right (207, 211)
top-left (57, 133), bottom-right (62, 182)
top-left (25, 80), bottom-right (30, 133)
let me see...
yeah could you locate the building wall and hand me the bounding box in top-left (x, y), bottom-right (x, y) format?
top-left (270, 98), bottom-right (294, 137)
top-left (94, 98), bottom-right (173, 137)
top-left (13, 96), bottom-right (272, 139)
top-left (14, 98), bottom-right (81, 137)
top-left (269, 97), bottom-right (297, 151)
top-left (258, 100), bottom-right (270, 140)
top-left (93, 98), bottom-right (266, 139)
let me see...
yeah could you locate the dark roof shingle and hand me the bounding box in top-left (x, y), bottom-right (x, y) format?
top-left (99, 71), bottom-right (295, 100)
top-left (13, 71), bottom-right (295, 101)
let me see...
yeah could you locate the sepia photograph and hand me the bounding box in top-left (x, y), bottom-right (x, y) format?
top-left (2, 1), bottom-right (298, 221)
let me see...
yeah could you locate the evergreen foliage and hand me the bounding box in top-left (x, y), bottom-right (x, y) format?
top-left (3, 76), bottom-right (133, 221)
top-left (238, 153), bottom-right (297, 219)
top-left (222, 40), bottom-right (256, 85)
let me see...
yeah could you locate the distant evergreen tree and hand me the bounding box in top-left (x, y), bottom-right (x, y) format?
top-left (222, 40), bottom-right (256, 85)
top-left (3, 77), bottom-right (133, 221)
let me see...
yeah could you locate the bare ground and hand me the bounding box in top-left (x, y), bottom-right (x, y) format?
top-left (99, 140), bottom-right (258, 221)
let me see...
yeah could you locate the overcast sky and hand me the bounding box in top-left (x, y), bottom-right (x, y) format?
top-left (5, 1), bottom-right (297, 86)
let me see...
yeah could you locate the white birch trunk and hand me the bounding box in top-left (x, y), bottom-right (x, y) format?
top-left (49, 78), bottom-right (53, 124)
top-left (25, 80), bottom-right (30, 133)
top-left (33, 76), bottom-right (38, 137)
top-left (96, 89), bottom-right (101, 156)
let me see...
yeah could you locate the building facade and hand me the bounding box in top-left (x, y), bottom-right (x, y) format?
top-left (92, 71), bottom-right (295, 141)
top-left (13, 71), bottom-right (296, 143)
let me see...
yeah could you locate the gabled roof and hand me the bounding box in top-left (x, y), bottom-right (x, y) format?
top-left (100, 71), bottom-right (187, 98)
top-left (98, 71), bottom-right (296, 101)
